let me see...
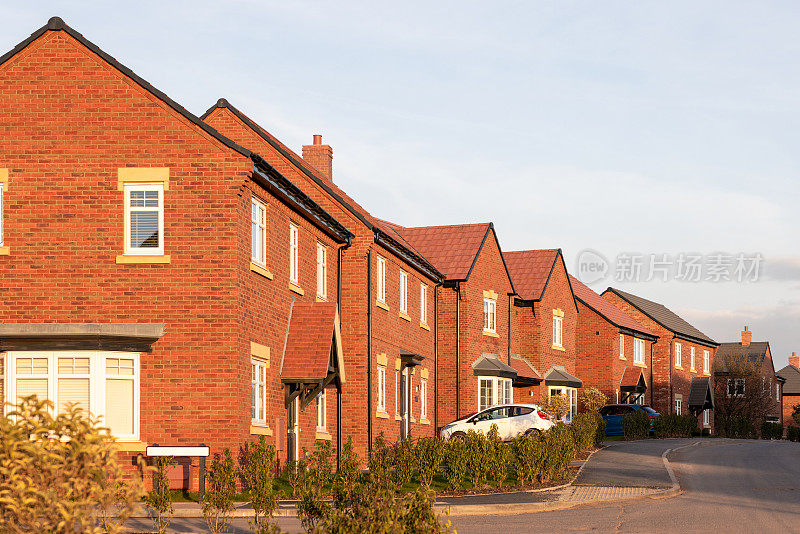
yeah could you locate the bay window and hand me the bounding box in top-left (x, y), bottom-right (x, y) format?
top-left (478, 376), bottom-right (512, 411)
top-left (548, 386), bottom-right (577, 422)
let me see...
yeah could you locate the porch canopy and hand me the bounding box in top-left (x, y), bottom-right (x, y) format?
top-left (509, 354), bottom-right (542, 387)
top-left (543, 365), bottom-right (582, 389)
top-left (619, 367), bottom-right (647, 403)
top-left (688, 376), bottom-right (714, 414)
top-left (472, 353), bottom-right (517, 380)
top-left (280, 302), bottom-right (345, 409)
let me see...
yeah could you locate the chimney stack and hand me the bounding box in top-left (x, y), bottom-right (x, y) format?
top-left (302, 134), bottom-right (333, 181)
top-left (741, 326), bottom-right (752, 346)
top-left (790, 352), bottom-right (799, 368)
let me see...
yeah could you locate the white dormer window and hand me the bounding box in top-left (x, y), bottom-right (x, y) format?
top-left (124, 184), bottom-right (163, 255)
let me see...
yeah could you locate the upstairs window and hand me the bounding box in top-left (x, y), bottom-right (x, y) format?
top-left (376, 256), bottom-right (386, 304)
top-left (619, 334), bottom-right (625, 359)
top-left (399, 270), bottom-right (408, 314)
top-left (483, 298), bottom-right (497, 333)
top-left (316, 390), bottom-right (327, 431)
top-left (0, 184), bottom-right (4, 246)
top-left (634, 338), bottom-right (645, 365)
top-left (727, 378), bottom-right (745, 397)
top-left (251, 199), bottom-right (267, 266)
top-left (552, 314), bottom-right (563, 348)
top-left (124, 184), bottom-right (163, 255)
top-left (703, 350), bottom-right (710, 374)
top-left (289, 224), bottom-right (299, 284)
top-left (690, 347), bottom-right (696, 371)
top-left (316, 243), bottom-right (327, 300)
top-left (674, 342), bottom-right (682, 368)
top-left (420, 284), bottom-right (428, 325)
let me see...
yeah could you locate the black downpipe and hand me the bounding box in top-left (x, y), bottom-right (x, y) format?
top-left (507, 294), bottom-right (512, 365)
top-left (455, 282), bottom-right (461, 419)
top-left (650, 341), bottom-right (654, 407)
top-left (367, 250), bottom-right (373, 456)
top-left (336, 240), bottom-right (350, 472)
top-left (434, 283), bottom-right (441, 432)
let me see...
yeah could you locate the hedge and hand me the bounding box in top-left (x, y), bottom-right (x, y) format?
top-left (622, 411), bottom-right (651, 440)
top-left (760, 421), bottom-right (783, 440)
top-left (717, 415), bottom-right (756, 439)
top-left (654, 414), bottom-right (697, 438)
top-left (787, 426), bottom-right (800, 442)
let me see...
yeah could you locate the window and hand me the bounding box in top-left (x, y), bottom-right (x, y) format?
top-left (251, 358), bottom-right (268, 426)
top-left (552, 315), bottom-right (563, 348)
top-left (634, 338), bottom-right (645, 365)
top-left (316, 243), bottom-right (327, 299)
top-left (703, 350), bottom-right (709, 374)
top-left (420, 379), bottom-right (427, 420)
top-left (395, 369), bottom-right (399, 415)
top-left (0, 185), bottom-right (4, 246)
top-left (478, 377), bottom-right (512, 411)
top-left (376, 256), bottom-right (386, 303)
top-left (316, 390), bottom-right (326, 431)
top-left (420, 284), bottom-right (428, 325)
top-left (727, 378), bottom-right (745, 397)
top-left (124, 184), bottom-right (163, 255)
top-left (777, 383), bottom-right (781, 402)
top-left (690, 347), bottom-right (696, 371)
top-left (8, 352), bottom-right (139, 441)
top-left (289, 224), bottom-right (299, 284)
top-left (377, 365), bottom-right (386, 412)
top-left (399, 270), bottom-right (408, 314)
top-left (619, 334), bottom-right (625, 359)
top-left (674, 342), bottom-right (682, 368)
top-left (675, 398), bottom-right (682, 415)
top-left (703, 409), bottom-right (710, 426)
top-left (549, 386), bottom-right (577, 422)
top-left (634, 395), bottom-right (645, 406)
top-left (251, 198), bottom-right (267, 266)
top-left (483, 298), bottom-right (497, 333)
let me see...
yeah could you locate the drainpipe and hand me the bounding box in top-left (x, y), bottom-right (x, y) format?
top-left (366, 249), bottom-right (373, 457)
top-left (650, 341), bottom-right (654, 407)
top-left (455, 282), bottom-right (461, 419)
top-left (336, 238), bottom-right (350, 472)
top-left (434, 282), bottom-right (441, 432)
top-left (669, 336), bottom-right (674, 414)
top-left (507, 293), bottom-right (513, 365)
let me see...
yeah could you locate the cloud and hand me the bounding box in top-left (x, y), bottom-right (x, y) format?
top-left (762, 257), bottom-right (800, 282)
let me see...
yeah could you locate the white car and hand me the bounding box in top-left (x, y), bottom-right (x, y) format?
top-left (439, 403), bottom-right (555, 441)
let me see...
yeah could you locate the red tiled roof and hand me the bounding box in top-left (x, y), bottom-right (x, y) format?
top-left (570, 276), bottom-right (656, 338)
top-left (281, 302), bottom-right (338, 382)
top-left (385, 222), bottom-right (492, 280)
top-left (620, 367), bottom-right (645, 389)
top-left (504, 249), bottom-right (560, 301)
top-left (510, 355), bottom-right (541, 380)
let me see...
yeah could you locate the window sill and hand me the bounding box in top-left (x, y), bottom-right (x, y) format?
top-left (0, 246), bottom-right (9, 255)
top-left (420, 322), bottom-right (430, 331)
top-left (315, 431), bottom-right (332, 441)
top-left (395, 414), bottom-right (402, 421)
top-left (376, 300), bottom-right (389, 311)
top-left (420, 418), bottom-right (430, 426)
top-left (316, 296), bottom-right (327, 302)
top-left (116, 254), bottom-right (171, 264)
top-left (398, 311), bottom-right (411, 322)
top-left (551, 345), bottom-right (566, 352)
top-left (633, 362), bottom-right (647, 368)
top-left (410, 417), bottom-right (416, 423)
top-left (113, 441), bottom-right (148, 452)
top-left (690, 368), bottom-right (696, 374)
top-left (619, 356), bottom-right (627, 360)
top-left (483, 330), bottom-right (499, 338)
top-left (289, 282), bottom-right (305, 296)
top-left (675, 366), bottom-right (684, 371)
top-left (703, 372), bottom-right (711, 376)
top-left (250, 425), bottom-right (273, 436)
top-left (250, 262), bottom-right (274, 280)
top-left (376, 410), bottom-right (390, 419)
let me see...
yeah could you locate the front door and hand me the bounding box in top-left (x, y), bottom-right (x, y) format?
top-left (287, 397), bottom-right (299, 463)
top-left (400, 369), bottom-right (409, 440)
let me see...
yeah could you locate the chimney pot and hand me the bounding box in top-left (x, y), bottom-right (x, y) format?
top-left (791, 352), bottom-right (799, 368)
top-left (741, 326), bottom-right (752, 346)
top-left (313, 134), bottom-right (322, 145)
top-left (302, 134), bottom-right (333, 181)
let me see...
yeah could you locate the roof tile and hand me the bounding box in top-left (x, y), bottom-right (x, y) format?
top-left (570, 276), bottom-right (656, 338)
top-left (504, 250), bottom-right (559, 301)
top-left (281, 302), bottom-right (337, 382)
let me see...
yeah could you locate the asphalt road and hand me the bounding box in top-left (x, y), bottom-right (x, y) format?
top-left (126, 438), bottom-right (800, 533)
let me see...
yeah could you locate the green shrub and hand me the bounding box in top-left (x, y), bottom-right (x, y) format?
top-left (0, 396), bottom-right (147, 534)
top-left (787, 426), bottom-right (800, 442)
top-left (202, 449), bottom-right (238, 534)
top-left (443, 438), bottom-right (468, 489)
top-left (240, 436), bottom-right (279, 534)
top-left (463, 429), bottom-right (492, 487)
top-left (486, 425), bottom-right (510, 487)
top-left (540, 423), bottom-right (576, 483)
top-left (368, 433), bottom-right (394, 490)
top-left (145, 456), bottom-right (175, 534)
top-left (580, 387), bottom-right (608, 413)
top-left (654, 414), bottom-right (697, 438)
top-left (510, 430), bottom-right (542, 485)
top-left (761, 421), bottom-right (783, 440)
top-left (570, 412), bottom-right (602, 452)
top-left (622, 411), bottom-right (651, 440)
top-left (717, 415), bottom-right (757, 439)
top-left (392, 438), bottom-right (415, 488)
top-left (414, 436), bottom-right (445, 488)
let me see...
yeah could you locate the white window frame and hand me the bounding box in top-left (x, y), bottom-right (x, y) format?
top-left (394, 368), bottom-right (399, 415)
top-left (420, 378), bottom-right (427, 420)
top-left (727, 378), bottom-right (745, 398)
top-left (777, 383), bottom-right (781, 402)
top-left (399, 270), bottom-right (408, 314)
top-left (478, 377), bottom-right (513, 411)
top-left (674, 342), bottom-right (682, 368)
top-left (251, 198), bottom-right (267, 266)
top-left (552, 315), bottom-right (563, 348)
top-left (6, 351), bottom-right (140, 441)
top-left (289, 224), bottom-right (299, 284)
top-left (483, 298), bottom-right (497, 333)
top-left (619, 334), bottom-right (625, 359)
top-left (376, 256), bottom-right (386, 303)
top-left (316, 242), bottom-right (327, 300)
top-left (634, 338), bottom-right (645, 365)
top-left (690, 347), bottom-right (696, 372)
top-left (0, 186), bottom-right (4, 246)
top-left (548, 386), bottom-right (577, 422)
top-left (675, 398), bottom-right (682, 415)
top-left (703, 350), bottom-right (710, 374)
top-left (124, 183), bottom-right (164, 255)
top-left (316, 389), bottom-right (326, 431)
top-left (251, 357), bottom-right (268, 427)
top-left (420, 284), bottom-right (428, 325)
top-left (377, 365), bottom-right (386, 412)
top-left (703, 409), bottom-right (710, 426)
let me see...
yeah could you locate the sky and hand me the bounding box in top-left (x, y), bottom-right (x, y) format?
top-left (3, 2), bottom-right (799, 366)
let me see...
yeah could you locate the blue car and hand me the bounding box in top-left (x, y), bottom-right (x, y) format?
top-left (599, 404), bottom-right (660, 436)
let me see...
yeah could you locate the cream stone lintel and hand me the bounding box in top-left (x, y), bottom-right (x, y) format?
top-left (118, 167), bottom-right (170, 190)
top-left (483, 289), bottom-right (498, 300)
top-left (0, 169), bottom-right (8, 191)
top-left (421, 368), bottom-right (429, 380)
top-left (0, 247), bottom-right (9, 256)
top-left (250, 342), bottom-right (270, 363)
top-left (553, 308), bottom-right (564, 318)
top-left (376, 353), bottom-right (388, 367)
top-left (395, 358), bottom-right (401, 371)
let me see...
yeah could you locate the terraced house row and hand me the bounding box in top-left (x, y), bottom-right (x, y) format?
top-left (0, 18), bottom-right (783, 489)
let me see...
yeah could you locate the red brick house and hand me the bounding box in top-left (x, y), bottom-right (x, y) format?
top-left (602, 288), bottom-right (717, 429)
top-left (570, 276), bottom-right (658, 409)
top-left (504, 249), bottom-right (582, 421)
top-left (0, 18), bottom-right (356, 485)
top-left (385, 222), bottom-right (517, 426)
top-left (778, 353), bottom-right (799, 426)
top-left (714, 327), bottom-right (784, 427)
top-left (201, 99), bottom-right (443, 456)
